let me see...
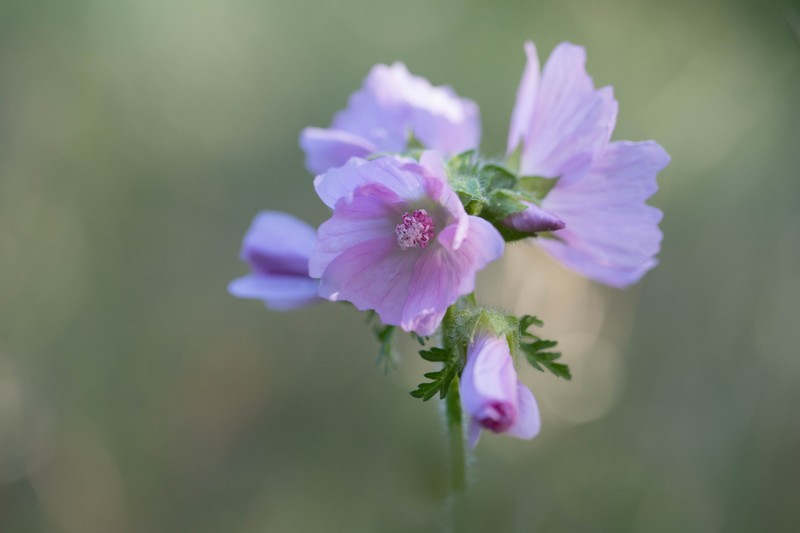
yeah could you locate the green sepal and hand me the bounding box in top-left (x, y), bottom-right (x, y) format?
top-left (519, 176), bottom-right (559, 202)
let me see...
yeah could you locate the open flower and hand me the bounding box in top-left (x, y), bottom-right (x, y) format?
top-left (228, 211), bottom-right (320, 310)
top-left (506, 41), bottom-right (670, 287)
top-left (309, 152), bottom-right (504, 335)
top-left (460, 331), bottom-right (541, 448)
top-left (300, 63), bottom-right (480, 175)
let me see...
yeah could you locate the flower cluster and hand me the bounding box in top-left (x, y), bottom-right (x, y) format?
top-left (230, 41), bottom-right (669, 447)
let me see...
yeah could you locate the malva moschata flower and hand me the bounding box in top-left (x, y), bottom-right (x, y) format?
top-left (309, 151), bottom-right (504, 335)
top-left (506, 41), bottom-right (670, 288)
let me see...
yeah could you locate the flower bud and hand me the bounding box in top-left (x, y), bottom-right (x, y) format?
top-left (460, 332), bottom-right (541, 447)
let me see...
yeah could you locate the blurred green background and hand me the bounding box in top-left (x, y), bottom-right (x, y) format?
top-left (1, 0), bottom-right (799, 531)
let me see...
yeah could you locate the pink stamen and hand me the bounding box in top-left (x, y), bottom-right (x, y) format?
top-left (395, 209), bottom-right (435, 250)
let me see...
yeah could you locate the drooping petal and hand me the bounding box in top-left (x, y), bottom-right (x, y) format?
top-left (515, 42), bottom-right (618, 178)
top-left (505, 382), bottom-right (541, 440)
top-left (507, 41), bottom-right (540, 154)
top-left (228, 274), bottom-right (319, 310)
top-left (299, 128), bottom-right (376, 176)
top-left (401, 217), bottom-right (504, 335)
top-left (537, 140), bottom-right (670, 287)
top-left (313, 156), bottom-right (426, 210)
top-left (467, 418), bottom-right (483, 449)
top-left (503, 201), bottom-right (565, 233)
top-left (240, 211), bottom-right (317, 276)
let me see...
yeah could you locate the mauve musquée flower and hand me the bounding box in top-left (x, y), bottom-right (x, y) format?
top-left (506, 41), bottom-right (670, 287)
top-left (228, 211), bottom-right (320, 310)
top-left (460, 331), bottom-right (541, 448)
top-left (300, 63), bottom-right (481, 175)
top-left (309, 151), bottom-right (504, 335)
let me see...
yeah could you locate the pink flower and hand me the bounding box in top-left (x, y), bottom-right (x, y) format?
top-left (460, 332), bottom-right (541, 447)
top-left (300, 63), bottom-right (480, 174)
top-left (228, 211), bottom-right (320, 310)
top-left (507, 42), bottom-right (670, 287)
top-left (309, 152), bottom-right (504, 336)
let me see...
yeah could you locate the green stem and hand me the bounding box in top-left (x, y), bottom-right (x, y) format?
top-left (442, 306), bottom-right (467, 530)
top-left (446, 376), bottom-right (467, 493)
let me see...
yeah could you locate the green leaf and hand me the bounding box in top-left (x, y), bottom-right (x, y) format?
top-left (485, 189), bottom-right (528, 219)
top-left (419, 347), bottom-right (449, 362)
top-left (410, 365), bottom-right (457, 401)
top-left (521, 342), bottom-right (570, 380)
top-left (519, 314), bottom-right (544, 331)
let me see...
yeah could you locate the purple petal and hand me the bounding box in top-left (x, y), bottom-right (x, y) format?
top-left (507, 41), bottom-right (540, 154)
top-left (313, 156), bottom-right (427, 210)
top-left (515, 42), bottom-right (618, 178)
top-left (538, 141), bottom-right (670, 287)
top-left (299, 127), bottom-right (376, 175)
top-left (241, 211), bottom-right (317, 276)
top-left (506, 382), bottom-right (541, 440)
top-left (228, 274), bottom-right (319, 310)
top-left (401, 217), bottom-right (504, 335)
top-left (503, 201), bottom-right (565, 233)
top-left (309, 182), bottom-right (406, 278)
top-left (317, 237), bottom-right (419, 327)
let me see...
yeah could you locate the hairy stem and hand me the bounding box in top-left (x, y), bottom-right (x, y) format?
top-left (442, 306), bottom-right (467, 530)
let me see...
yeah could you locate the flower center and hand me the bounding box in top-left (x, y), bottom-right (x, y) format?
top-left (395, 209), bottom-right (435, 250)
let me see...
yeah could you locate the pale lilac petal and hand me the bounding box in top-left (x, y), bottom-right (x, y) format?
top-left (317, 237), bottom-right (419, 327)
top-left (241, 211), bottom-right (316, 276)
top-left (506, 382), bottom-right (541, 440)
top-left (507, 41), bottom-right (540, 154)
top-left (517, 42), bottom-right (618, 178)
top-left (332, 67), bottom-right (409, 153)
top-left (360, 62), bottom-right (480, 155)
top-left (401, 217), bottom-right (504, 335)
top-left (313, 156), bottom-right (426, 209)
top-left (410, 91), bottom-right (480, 155)
top-left (309, 183), bottom-right (406, 278)
top-left (299, 127), bottom-right (376, 175)
top-left (538, 141), bottom-right (670, 287)
top-left (305, 62), bottom-right (480, 175)
top-left (228, 274), bottom-right (319, 310)
top-left (503, 201), bottom-right (565, 233)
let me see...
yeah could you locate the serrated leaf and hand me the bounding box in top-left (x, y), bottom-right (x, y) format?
top-left (410, 365), bottom-right (457, 401)
top-left (521, 342), bottom-right (571, 380)
top-left (519, 314), bottom-right (544, 331)
top-left (419, 347), bottom-right (449, 362)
